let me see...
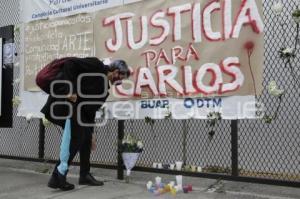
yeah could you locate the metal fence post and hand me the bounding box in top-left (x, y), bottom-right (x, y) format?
top-left (182, 120), bottom-right (188, 165)
top-left (231, 120), bottom-right (239, 177)
top-left (117, 120), bottom-right (125, 180)
top-left (38, 119), bottom-right (45, 159)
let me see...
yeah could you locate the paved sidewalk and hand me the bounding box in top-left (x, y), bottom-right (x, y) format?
top-left (0, 159), bottom-right (299, 199)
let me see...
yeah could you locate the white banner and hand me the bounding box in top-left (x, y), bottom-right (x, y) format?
top-left (17, 92), bottom-right (256, 120)
top-left (18, 0), bottom-right (258, 120)
top-left (20, 0), bottom-right (123, 22)
top-left (103, 96), bottom-right (257, 120)
top-left (18, 92), bottom-right (48, 118)
top-left (20, 0), bottom-right (143, 22)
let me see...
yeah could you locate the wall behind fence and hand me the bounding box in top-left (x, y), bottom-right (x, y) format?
top-left (0, 0), bottom-right (299, 183)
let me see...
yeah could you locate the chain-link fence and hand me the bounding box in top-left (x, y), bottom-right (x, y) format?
top-left (0, 0), bottom-right (299, 187)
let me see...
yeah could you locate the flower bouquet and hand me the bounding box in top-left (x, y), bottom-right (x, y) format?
top-left (119, 134), bottom-right (143, 182)
top-left (292, 9), bottom-right (300, 24)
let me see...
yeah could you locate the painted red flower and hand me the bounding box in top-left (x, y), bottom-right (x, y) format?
top-left (244, 41), bottom-right (256, 97)
top-left (244, 41), bottom-right (255, 51)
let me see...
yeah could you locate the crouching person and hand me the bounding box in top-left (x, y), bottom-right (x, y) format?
top-left (40, 57), bottom-right (130, 191)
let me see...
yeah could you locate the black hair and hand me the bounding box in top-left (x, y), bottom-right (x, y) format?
top-left (109, 60), bottom-right (130, 77)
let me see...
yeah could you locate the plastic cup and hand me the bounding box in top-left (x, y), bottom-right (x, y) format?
top-left (197, 166), bottom-right (202, 172)
top-left (152, 162), bottom-right (158, 168)
top-left (157, 163), bottom-right (163, 169)
top-left (183, 186), bottom-right (189, 193)
top-left (176, 175), bottom-right (183, 186)
top-left (146, 181), bottom-right (153, 190)
top-left (155, 176), bottom-right (162, 186)
top-left (170, 164), bottom-right (175, 170)
top-left (191, 165), bottom-right (197, 172)
top-left (175, 161), bottom-right (183, 171)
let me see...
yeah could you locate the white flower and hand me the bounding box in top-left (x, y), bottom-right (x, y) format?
top-left (137, 141), bottom-right (143, 149)
top-left (42, 117), bottom-right (51, 127)
top-left (268, 81), bottom-right (284, 97)
top-left (146, 181), bottom-right (153, 190)
top-left (282, 47), bottom-right (294, 55)
top-left (122, 139), bottom-right (130, 144)
top-left (13, 78), bottom-right (20, 84)
top-left (292, 9), bottom-right (300, 23)
top-left (128, 138), bottom-right (134, 145)
top-left (207, 112), bottom-right (221, 120)
top-left (12, 96), bottom-right (21, 107)
top-left (123, 134), bottom-right (133, 145)
top-left (26, 113), bottom-right (33, 122)
top-left (208, 114), bottom-right (217, 120)
top-left (293, 16), bottom-right (300, 24)
top-left (272, 2), bottom-right (284, 15)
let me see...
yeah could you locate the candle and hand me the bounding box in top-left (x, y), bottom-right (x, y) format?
top-left (164, 185), bottom-right (171, 192)
top-left (155, 176), bottom-right (162, 186)
top-left (191, 165), bottom-right (197, 172)
top-left (184, 165), bottom-right (191, 171)
top-left (197, 166), bottom-right (202, 172)
top-left (152, 162), bottom-right (158, 168)
top-left (183, 186), bottom-right (189, 193)
top-left (169, 164), bottom-right (175, 170)
top-left (187, 184), bottom-right (193, 192)
top-left (146, 181), bottom-right (153, 190)
top-left (176, 175), bottom-right (183, 186)
top-left (157, 163), bottom-right (163, 169)
top-left (175, 161), bottom-right (183, 171)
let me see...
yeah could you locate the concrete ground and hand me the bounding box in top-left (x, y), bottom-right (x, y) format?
top-left (0, 159), bottom-right (299, 199)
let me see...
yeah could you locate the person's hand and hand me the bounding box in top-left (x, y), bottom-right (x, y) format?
top-left (67, 94), bottom-right (77, 103)
top-left (91, 133), bottom-right (96, 151)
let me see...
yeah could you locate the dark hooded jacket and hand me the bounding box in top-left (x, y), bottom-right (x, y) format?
top-left (41, 57), bottom-right (110, 128)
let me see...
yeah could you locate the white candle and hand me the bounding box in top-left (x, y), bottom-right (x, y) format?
top-left (157, 163), bottom-right (163, 169)
top-left (175, 161), bottom-right (183, 171)
top-left (197, 166), bottom-right (202, 172)
top-left (169, 164), bottom-right (175, 170)
top-left (152, 162), bottom-right (157, 168)
top-left (176, 175), bottom-right (183, 186)
top-left (191, 165), bottom-right (197, 172)
top-left (155, 176), bottom-right (162, 186)
top-left (146, 181), bottom-right (153, 190)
